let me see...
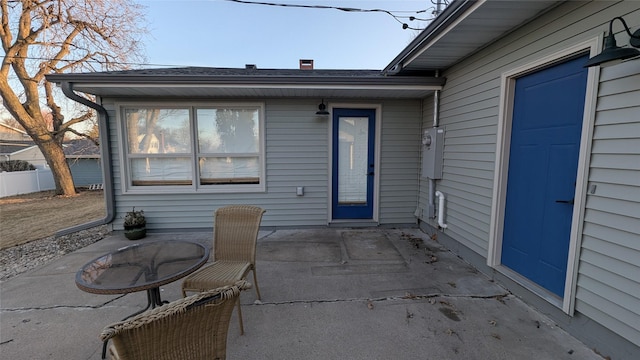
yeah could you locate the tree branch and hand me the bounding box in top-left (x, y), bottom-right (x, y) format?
top-left (57, 110), bottom-right (92, 132)
top-left (0, 0), bottom-right (12, 53)
top-left (34, 23), bottom-right (83, 80)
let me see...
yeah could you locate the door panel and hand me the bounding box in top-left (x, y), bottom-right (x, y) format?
top-left (332, 108), bottom-right (375, 219)
top-left (501, 55), bottom-right (588, 297)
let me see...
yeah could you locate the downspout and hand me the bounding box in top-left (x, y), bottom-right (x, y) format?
top-left (55, 82), bottom-right (115, 236)
top-left (428, 71), bottom-right (441, 220)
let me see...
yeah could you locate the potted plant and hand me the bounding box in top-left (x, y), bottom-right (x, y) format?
top-left (123, 207), bottom-right (146, 240)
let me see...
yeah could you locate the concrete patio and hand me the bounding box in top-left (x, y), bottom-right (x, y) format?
top-left (1, 227), bottom-right (602, 359)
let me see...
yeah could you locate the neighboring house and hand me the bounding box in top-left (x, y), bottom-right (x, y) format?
top-left (0, 124), bottom-right (46, 166)
top-left (46, 1), bottom-right (639, 358)
top-left (0, 140), bottom-right (48, 168)
top-left (0, 138), bottom-right (102, 186)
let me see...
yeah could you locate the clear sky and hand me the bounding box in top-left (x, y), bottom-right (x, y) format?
top-left (138, 0), bottom-right (438, 70)
top-left (1, 1), bottom-right (442, 124)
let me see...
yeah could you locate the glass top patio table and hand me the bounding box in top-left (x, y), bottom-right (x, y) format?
top-left (76, 240), bottom-right (209, 360)
top-left (76, 240), bottom-right (209, 295)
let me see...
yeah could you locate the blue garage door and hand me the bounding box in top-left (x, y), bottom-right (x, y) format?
top-left (501, 54), bottom-right (588, 297)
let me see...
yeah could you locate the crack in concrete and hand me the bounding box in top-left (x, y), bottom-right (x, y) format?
top-left (248, 292), bottom-right (512, 306)
top-left (258, 229), bottom-right (278, 240)
top-left (1, 292), bottom-right (513, 313)
top-left (1, 293), bottom-right (127, 312)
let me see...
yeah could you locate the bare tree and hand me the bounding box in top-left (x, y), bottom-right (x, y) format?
top-left (0, 0), bottom-right (147, 195)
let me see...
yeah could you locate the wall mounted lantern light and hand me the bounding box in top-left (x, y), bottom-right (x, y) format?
top-left (316, 99), bottom-right (330, 115)
top-left (584, 16), bottom-right (640, 67)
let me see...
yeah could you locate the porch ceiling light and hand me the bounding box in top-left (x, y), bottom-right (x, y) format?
top-left (584, 16), bottom-right (640, 68)
top-left (316, 99), bottom-right (330, 115)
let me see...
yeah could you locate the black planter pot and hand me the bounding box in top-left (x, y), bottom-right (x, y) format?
top-left (124, 225), bottom-right (146, 240)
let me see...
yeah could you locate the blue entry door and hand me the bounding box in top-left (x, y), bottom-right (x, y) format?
top-left (332, 108), bottom-right (376, 219)
top-left (501, 55), bottom-right (588, 297)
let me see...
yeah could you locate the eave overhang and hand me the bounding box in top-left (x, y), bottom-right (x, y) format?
top-left (46, 70), bottom-right (446, 99)
top-left (384, 0), bottom-right (563, 74)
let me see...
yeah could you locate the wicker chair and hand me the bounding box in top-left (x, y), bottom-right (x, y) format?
top-left (100, 281), bottom-right (251, 360)
top-left (181, 205), bottom-right (265, 334)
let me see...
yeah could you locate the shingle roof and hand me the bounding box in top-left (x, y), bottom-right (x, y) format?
top-left (47, 66), bottom-right (437, 84)
top-left (82, 67), bottom-right (386, 78)
top-left (0, 140), bottom-right (35, 155)
top-left (63, 139), bottom-right (100, 157)
top-left (0, 139), bottom-right (100, 157)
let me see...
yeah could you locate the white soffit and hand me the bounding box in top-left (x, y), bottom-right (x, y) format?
top-left (399, 0), bottom-right (561, 71)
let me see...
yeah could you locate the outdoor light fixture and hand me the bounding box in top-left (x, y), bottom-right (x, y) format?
top-left (316, 99), bottom-right (330, 115)
top-left (584, 16), bottom-right (640, 67)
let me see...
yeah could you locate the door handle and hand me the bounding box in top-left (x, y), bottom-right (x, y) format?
top-left (555, 199), bottom-right (574, 205)
top-left (367, 172), bottom-right (374, 176)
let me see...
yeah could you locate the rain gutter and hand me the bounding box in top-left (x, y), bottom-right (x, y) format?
top-left (55, 82), bottom-right (115, 236)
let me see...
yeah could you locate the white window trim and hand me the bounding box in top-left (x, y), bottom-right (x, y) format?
top-left (116, 101), bottom-right (266, 194)
top-left (487, 38), bottom-right (600, 314)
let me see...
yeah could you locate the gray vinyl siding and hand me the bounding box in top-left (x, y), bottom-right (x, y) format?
top-left (422, 79), bottom-right (499, 255)
top-left (67, 159), bottom-right (102, 186)
top-left (418, 96), bottom-right (434, 223)
top-left (576, 56), bottom-right (640, 346)
top-left (104, 98), bottom-right (422, 230)
top-left (263, 99), bottom-right (331, 226)
top-left (378, 100), bottom-right (422, 224)
top-left (416, 0), bottom-right (639, 348)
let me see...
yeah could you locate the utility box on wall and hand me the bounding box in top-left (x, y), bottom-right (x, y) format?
top-left (421, 127), bottom-right (444, 179)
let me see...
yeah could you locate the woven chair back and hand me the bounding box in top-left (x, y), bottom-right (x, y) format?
top-left (101, 281), bottom-right (250, 360)
top-left (213, 205), bottom-right (265, 264)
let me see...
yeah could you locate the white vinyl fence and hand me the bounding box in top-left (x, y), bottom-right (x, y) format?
top-left (0, 169), bottom-right (55, 198)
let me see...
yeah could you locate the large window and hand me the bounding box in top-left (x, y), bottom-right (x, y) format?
top-left (122, 103), bottom-right (264, 192)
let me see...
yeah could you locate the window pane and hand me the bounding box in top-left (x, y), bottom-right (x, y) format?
top-left (125, 108), bottom-right (191, 154)
top-left (199, 157), bottom-right (259, 184)
top-left (196, 108), bottom-right (259, 153)
top-left (131, 157), bottom-right (192, 185)
top-left (338, 117), bottom-right (368, 203)
top-left (123, 104), bottom-right (264, 191)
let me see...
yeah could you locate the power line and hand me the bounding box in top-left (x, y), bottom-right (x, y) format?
top-left (3, 54), bottom-right (180, 68)
top-left (222, 0), bottom-right (436, 30)
top-left (4, 1), bottom-right (451, 67)
top-left (224, 0), bottom-right (429, 14)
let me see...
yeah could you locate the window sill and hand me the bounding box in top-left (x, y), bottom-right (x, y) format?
top-left (123, 184), bottom-right (266, 194)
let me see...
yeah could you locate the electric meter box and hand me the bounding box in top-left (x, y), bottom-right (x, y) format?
top-left (421, 127), bottom-right (444, 179)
